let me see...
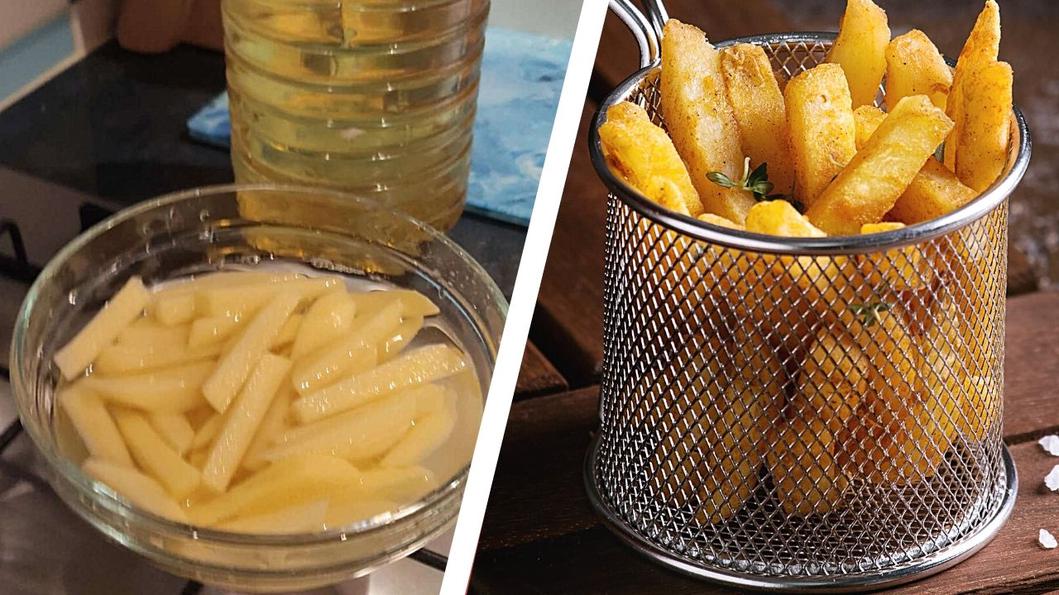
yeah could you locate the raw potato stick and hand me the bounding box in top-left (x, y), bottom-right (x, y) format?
top-left (83, 458), bottom-right (187, 522)
top-left (661, 20), bottom-right (754, 223)
top-left (720, 43), bottom-right (795, 195)
top-left (827, 0), bottom-right (890, 108)
top-left (885, 29), bottom-right (952, 111)
top-left (191, 412), bottom-right (225, 450)
top-left (944, 0), bottom-right (1001, 171)
top-left (380, 315), bottom-right (424, 362)
top-left (956, 61), bottom-right (1013, 192)
top-left (352, 289), bottom-right (440, 319)
top-left (807, 95), bottom-right (953, 235)
top-left (197, 276), bottom-right (340, 318)
top-left (202, 290), bottom-right (299, 413)
top-left (153, 293), bottom-right (196, 326)
top-left (784, 64), bottom-right (858, 208)
top-left (83, 361), bottom-right (214, 412)
top-left (291, 301), bottom-right (402, 394)
top-left (293, 344), bottom-right (468, 423)
top-left (147, 412), bottom-right (195, 455)
top-left (202, 354), bottom-right (292, 493)
top-left (59, 385), bottom-right (133, 466)
top-left (217, 500), bottom-right (328, 534)
top-left (265, 390), bottom-right (419, 462)
top-left (291, 290), bottom-right (356, 359)
top-left (55, 276), bottom-right (150, 379)
top-left (380, 405), bottom-right (457, 468)
top-left (117, 322), bottom-right (188, 348)
top-left (597, 101), bottom-right (703, 216)
top-left (112, 408), bottom-right (202, 498)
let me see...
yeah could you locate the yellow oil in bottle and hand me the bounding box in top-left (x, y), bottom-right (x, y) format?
top-left (222, 0), bottom-right (489, 230)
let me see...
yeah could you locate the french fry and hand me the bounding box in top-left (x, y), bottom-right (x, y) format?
top-left (784, 63), bottom-right (857, 207)
top-left (147, 412), bottom-right (195, 455)
top-left (661, 20), bottom-right (753, 223)
top-left (807, 95), bottom-right (953, 235)
top-left (767, 418), bottom-right (848, 516)
top-left (291, 289), bottom-right (356, 359)
top-left (888, 159), bottom-right (978, 224)
top-left (217, 500), bottom-right (328, 534)
top-left (290, 301), bottom-right (400, 395)
top-left (955, 61), bottom-right (1013, 192)
top-left (265, 389), bottom-right (419, 462)
top-left (55, 276), bottom-right (150, 380)
top-left (944, 0), bottom-right (1001, 171)
top-left (853, 107), bottom-right (979, 224)
top-left (202, 354), bottom-right (292, 492)
top-left (793, 328), bottom-right (870, 435)
top-left (83, 361), bottom-right (213, 412)
top-left (697, 213), bottom-right (743, 229)
top-left (202, 290), bottom-right (299, 413)
top-left (853, 105), bottom-right (887, 149)
top-left (293, 344), bottom-right (468, 423)
top-left (827, 0), bottom-right (890, 108)
top-left (856, 222), bottom-right (928, 290)
top-left (59, 384), bottom-right (133, 466)
top-left (112, 408), bottom-right (202, 498)
top-left (720, 43), bottom-right (795, 195)
top-left (598, 101), bottom-right (703, 216)
top-left (188, 454), bottom-right (359, 525)
top-left (83, 458), bottom-right (187, 522)
top-left (885, 29), bottom-right (952, 111)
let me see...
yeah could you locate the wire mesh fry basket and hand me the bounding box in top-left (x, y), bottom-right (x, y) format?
top-left (584, 1), bottom-right (1032, 591)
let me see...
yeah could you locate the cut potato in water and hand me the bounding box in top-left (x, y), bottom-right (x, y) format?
top-left (272, 313), bottom-right (302, 350)
top-left (294, 344), bottom-right (468, 423)
top-left (202, 291), bottom-right (300, 413)
top-left (325, 498), bottom-right (398, 528)
top-left (83, 361), bottom-right (214, 412)
top-left (112, 408), bottom-right (201, 498)
top-left (83, 458), bottom-right (188, 522)
top-left (265, 390), bottom-right (418, 462)
top-left (147, 412), bottom-right (195, 455)
top-left (188, 315), bottom-right (247, 349)
top-left (202, 354), bottom-right (292, 493)
top-left (188, 454), bottom-right (359, 525)
top-left (217, 500), bottom-right (328, 534)
top-left (359, 466), bottom-right (439, 502)
top-left (352, 289), bottom-right (440, 319)
top-left (291, 290), bottom-right (357, 359)
top-left (93, 340), bottom-right (221, 375)
top-left (117, 321), bottom-right (189, 349)
top-left (291, 300), bottom-right (403, 394)
top-left (55, 276), bottom-right (150, 380)
top-left (380, 315), bottom-right (424, 362)
top-left (198, 276), bottom-right (340, 318)
top-left (242, 383), bottom-right (295, 472)
top-left (381, 401), bottom-right (457, 468)
top-left (59, 384), bottom-right (133, 466)
top-left (153, 293), bottom-right (196, 326)
top-left (191, 412), bottom-right (225, 451)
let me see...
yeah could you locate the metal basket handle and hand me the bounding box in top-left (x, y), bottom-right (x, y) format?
top-left (609, 0), bottom-right (669, 67)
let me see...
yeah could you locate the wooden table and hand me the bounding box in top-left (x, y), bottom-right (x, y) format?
top-left (484, 1), bottom-right (1056, 592)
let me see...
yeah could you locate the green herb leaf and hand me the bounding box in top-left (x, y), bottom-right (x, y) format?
top-left (849, 300), bottom-right (892, 327)
top-left (706, 171), bottom-right (736, 188)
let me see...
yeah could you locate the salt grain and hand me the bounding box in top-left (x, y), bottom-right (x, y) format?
top-left (1040, 529), bottom-right (1057, 549)
top-left (1039, 435), bottom-right (1059, 456)
top-left (1046, 465), bottom-right (1059, 491)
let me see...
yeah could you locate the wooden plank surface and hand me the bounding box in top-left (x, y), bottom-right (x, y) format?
top-left (515, 342), bottom-right (568, 399)
top-left (478, 291), bottom-right (1059, 593)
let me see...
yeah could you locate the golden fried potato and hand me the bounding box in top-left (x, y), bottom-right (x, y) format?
top-left (598, 101), bottom-right (703, 216)
top-left (855, 308), bottom-right (920, 428)
top-left (784, 63), bottom-right (857, 208)
top-left (888, 159), bottom-right (978, 224)
top-left (885, 29), bottom-right (952, 111)
top-left (857, 222), bottom-right (928, 290)
top-left (745, 200), bottom-right (824, 238)
top-left (807, 95), bottom-right (953, 235)
top-left (955, 61), bottom-right (1013, 192)
top-left (827, 0), bottom-right (891, 108)
top-left (767, 417), bottom-right (848, 516)
top-left (853, 105), bottom-right (886, 149)
top-left (661, 20), bottom-right (755, 223)
top-left (720, 43), bottom-right (795, 195)
top-left (793, 328), bottom-right (869, 435)
top-left (944, 0), bottom-right (1001, 171)
top-left (697, 213), bottom-right (744, 229)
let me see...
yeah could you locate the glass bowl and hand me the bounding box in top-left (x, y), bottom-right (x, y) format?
top-left (9, 184), bottom-right (506, 591)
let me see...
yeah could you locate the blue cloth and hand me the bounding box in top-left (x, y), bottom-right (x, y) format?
top-left (187, 26), bottom-right (572, 227)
